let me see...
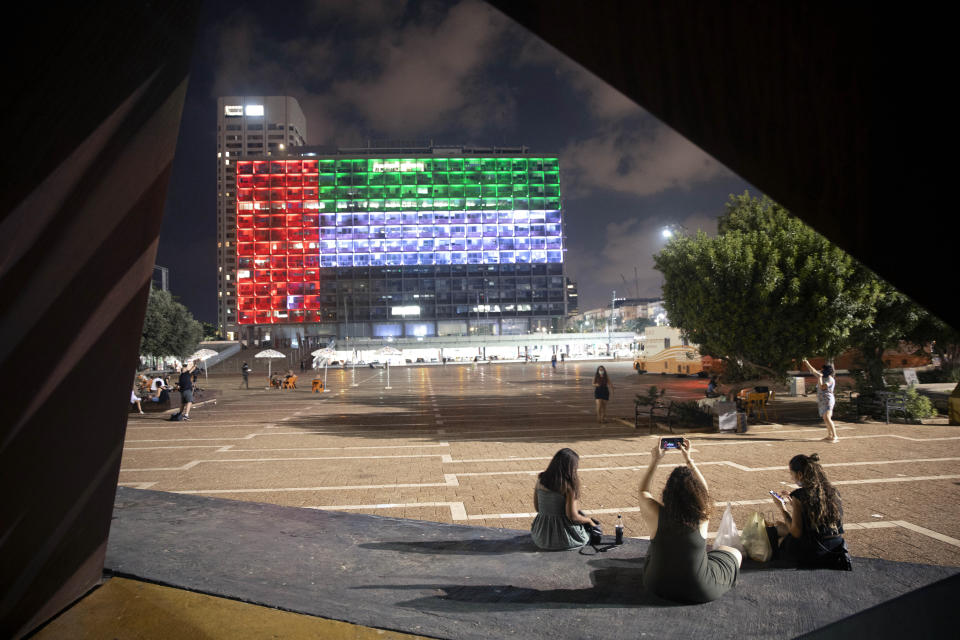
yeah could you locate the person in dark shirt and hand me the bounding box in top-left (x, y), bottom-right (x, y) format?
top-left (178, 360), bottom-right (198, 420)
top-left (240, 362), bottom-right (250, 389)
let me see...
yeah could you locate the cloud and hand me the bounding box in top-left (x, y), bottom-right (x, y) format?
top-left (561, 123), bottom-right (732, 198)
top-left (566, 213), bottom-right (718, 309)
top-left (333, 0), bottom-right (513, 135)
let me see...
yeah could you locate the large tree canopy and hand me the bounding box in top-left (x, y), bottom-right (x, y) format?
top-left (654, 193), bottom-right (882, 378)
top-left (139, 288), bottom-right (202, 361)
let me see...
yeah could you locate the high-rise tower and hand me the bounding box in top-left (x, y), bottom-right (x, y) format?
top-left (216, 96), bottom-right (306, 338)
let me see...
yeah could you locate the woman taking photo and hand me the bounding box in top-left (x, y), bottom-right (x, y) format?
top-left (769, 453), bottom-right (850, 569)
top-left (593, 365), bottom-right (613, 423)
top-left (639, 438), bottom-right (741, 603)
top-left (531, 448), bottom-right (599, 550)
top-left (802, 358), bottom-right (839, 442)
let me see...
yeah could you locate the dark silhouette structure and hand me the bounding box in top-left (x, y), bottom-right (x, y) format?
top-left (0, 1), bottom-right (954, 636)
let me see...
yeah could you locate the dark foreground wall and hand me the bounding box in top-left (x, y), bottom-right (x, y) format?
top-left (490, 1), bottom-right (957, 328)
top-left (0, 3), bottom-right (198, 637)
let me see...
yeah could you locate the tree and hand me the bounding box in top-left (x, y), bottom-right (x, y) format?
top-left (848, 284), bottom-right (927, 389)
top-left (200, 321), bottom-right (221, 341)
top-left (139, 289), bottom-right (202, 365)
top-left (653, 192), bottom-right (883, 380)
top-left (627, 317), bottom-right (655, 334)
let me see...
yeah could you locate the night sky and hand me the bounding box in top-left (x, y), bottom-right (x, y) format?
top-left (157, 0), bottom-right (754, 324)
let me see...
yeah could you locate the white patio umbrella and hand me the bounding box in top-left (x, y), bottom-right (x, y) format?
top-left (255, 349), bottom-right (285, 380)
top-left (311, 347), bottom-right (336, 392)
top-left (188, 348), bottom-right (218, 382)
top-left (378, 346), bottom-right (402, 390)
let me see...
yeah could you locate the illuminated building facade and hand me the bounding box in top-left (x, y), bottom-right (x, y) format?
top-left (233, 145), bottom-right (569, 339)
top-left (217, 96), bottom-right (307, 339)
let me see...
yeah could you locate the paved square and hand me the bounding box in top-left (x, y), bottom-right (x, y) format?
top-left (120, 361), bottom-right (960, 567)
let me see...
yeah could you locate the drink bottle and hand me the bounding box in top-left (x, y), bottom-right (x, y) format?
top-left (615, 514), bottom-right (624, 544)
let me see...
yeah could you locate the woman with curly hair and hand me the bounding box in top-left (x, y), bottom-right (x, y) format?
top-left (531, 448), bottom-right (599, 550)
top-left (639, 438), bottom-right (741, 603)
top-left (770, 453), bottom-right (850, 569)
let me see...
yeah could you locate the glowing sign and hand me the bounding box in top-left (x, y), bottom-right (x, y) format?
top-left (245, 105), bottom-right (264, 116)
top-left (224, 105), bottom-right (243, 116)
top-left (372, 161), bottom-right (425, 173)
top-left (391, 306), bottom-right (421, 316)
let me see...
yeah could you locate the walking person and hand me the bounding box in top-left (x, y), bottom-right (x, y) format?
top-left (178, 360), bottom-right (199, 420)
top-left (551, 353), bottom-right (557, 369)
top-left (240, 362), bottom-right (250, 389)
top-left (802, 358), bottom-right (839, 442)
top-left (593, 365), bottom-right (613, 423)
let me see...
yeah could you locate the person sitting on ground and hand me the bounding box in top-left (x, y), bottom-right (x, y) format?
top-left (130, 388), bottom-right (144, 414)
top-left (705, 376), bottom-right (721, 398)
top-left (769, 453), bottom-right (850, 569)
top-left (639, 438), bottom-right (742, 603)
top-left (531, 448), bottom-right (599, 550)
top-left (151, 385), bottom-right (170, 403)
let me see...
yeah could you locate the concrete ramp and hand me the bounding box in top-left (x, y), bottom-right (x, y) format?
top-left (106, 488), bottom-right (957, 639)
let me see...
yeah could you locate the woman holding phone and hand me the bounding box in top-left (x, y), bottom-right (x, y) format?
top-left (639, 438), bottom-right (742, 603)
top-left (769, 453), bottom-right (850, 569)
top-left (802, 358), bottom-right (839, 442)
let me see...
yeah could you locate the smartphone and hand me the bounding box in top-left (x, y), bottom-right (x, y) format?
top-left (660, 437), bottom-right (684, 450)
top-left (769, 490), bottom-right (786, 505)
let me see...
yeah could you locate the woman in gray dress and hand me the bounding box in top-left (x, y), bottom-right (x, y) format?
top-left (531, 448), bottom-right (598, 550)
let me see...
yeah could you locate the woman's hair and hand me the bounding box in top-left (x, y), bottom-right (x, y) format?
top-left (660, 466), bottom-right (712, 529)
top-left (539, 448), bottom-right (581, 498)
top-left (789, 453), bottom-right (841, 529)
top-left (821, 364), bottom-right (835, 378)
top-left (593, 366), bottom-right (607, 385)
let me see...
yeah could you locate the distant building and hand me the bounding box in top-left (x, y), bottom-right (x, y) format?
top-left (217, 96), bottom-right (307, 339)
top-left (151, 265), bottom-right (169, 291)
top-left (565, 278), bottom-right (579, 316)
top-left (573, 297), bottom-right (666, 331)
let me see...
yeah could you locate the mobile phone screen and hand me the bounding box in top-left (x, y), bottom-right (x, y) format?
top-left (770, 490), bottom-right (785, 503)
top-left (660, 438), bottom-right (683, 450)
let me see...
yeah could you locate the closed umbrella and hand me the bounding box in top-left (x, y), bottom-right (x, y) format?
top-left (255, 349), bottom-right (285, 381)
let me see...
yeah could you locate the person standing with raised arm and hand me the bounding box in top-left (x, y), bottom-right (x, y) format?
top-left (803, 358), bottom-right (839, 442)
top-left (638, 438), bottom-right (741, 603)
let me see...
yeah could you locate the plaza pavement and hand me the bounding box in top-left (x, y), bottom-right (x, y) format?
top-left (119, 360), bottom-right (960, 568)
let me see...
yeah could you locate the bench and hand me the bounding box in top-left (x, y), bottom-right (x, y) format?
top-left (855, 391), bottom-right (907, 423)
top-left (635, 398), bottom-right (675, 434)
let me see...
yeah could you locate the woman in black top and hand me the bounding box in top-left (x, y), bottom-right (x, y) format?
top-left (770, 453), bottom-right (850, 569)
top-left (593, 366), bottom-right (613, 423)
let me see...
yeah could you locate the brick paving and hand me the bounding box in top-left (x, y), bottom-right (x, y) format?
top-left (120, 361), bottom-right (960, 567)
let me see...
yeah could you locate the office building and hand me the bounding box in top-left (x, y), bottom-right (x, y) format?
top-left (217, 96), bottom-right (307, 339)
top-left (232, 144), bottom-right (569, 341)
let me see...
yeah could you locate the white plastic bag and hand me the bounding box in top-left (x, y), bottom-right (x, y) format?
top-left (740, 511), bottom-right (773, 562)
top-left (713, 503), bottom-right (742, 551)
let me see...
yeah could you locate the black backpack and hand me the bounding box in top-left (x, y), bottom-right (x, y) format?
top-left (169, 411), bottom-right (183, 422)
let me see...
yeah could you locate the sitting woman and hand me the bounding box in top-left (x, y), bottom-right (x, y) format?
top-left (130, 388), bottom-right (144, 414)
top-left (639, 439), bottom-right (742, 603)
top-left (531, 448), bottom-right (599, 550)
top-left (769, 453), bottom-right (850, 569)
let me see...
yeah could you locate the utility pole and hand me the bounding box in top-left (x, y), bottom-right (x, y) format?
top-left (608, 289), bottom-right (615, 356)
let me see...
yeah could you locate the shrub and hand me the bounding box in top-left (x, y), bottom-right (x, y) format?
top-left (903, 387), bottom-right (937, 421)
